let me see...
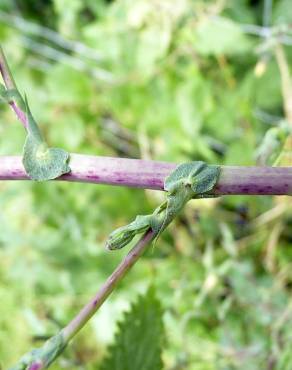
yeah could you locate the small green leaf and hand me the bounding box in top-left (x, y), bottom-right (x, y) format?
top-left (100, 287), bottom-right (164, 370)
top-left (106, 214), bottom-right (153, 250)
top-left (23, 136), bottom-right (70, 181)
top-left (22, 98), bottom-right (70, 181)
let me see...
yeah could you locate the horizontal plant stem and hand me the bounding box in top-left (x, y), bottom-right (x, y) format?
top-left (0, 154), bottom-right (291, 195)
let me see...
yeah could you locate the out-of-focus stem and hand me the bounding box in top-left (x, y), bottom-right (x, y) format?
top-left (0, 155), bottom-right (291, 195)
top-left (0, 47), bottom-right (16, 89)
top-left (274, 43), bottom-right (292, 166)
top-left (274, 43), bottom-right (292, 123)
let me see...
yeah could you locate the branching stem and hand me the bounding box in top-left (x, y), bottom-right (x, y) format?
top-left (1, 44), bottom-right (292, 370)
top-left (0, 47), bottom-right (291, 196)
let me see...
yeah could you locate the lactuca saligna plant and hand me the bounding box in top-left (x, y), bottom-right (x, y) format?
top-left (0, 47), bottom-right (291, 369)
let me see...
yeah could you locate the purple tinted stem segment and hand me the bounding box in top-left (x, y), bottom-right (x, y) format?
top-left (0, 154), bottom-right (291, 195)
top-left (0, 47), bottom-right (28, 129)
top-left (62, 229), bottom-right (154, 342)
top-left (28, 363), bottom-right (42, 370)
top-left (25, 230), bottom-right (155, 370)
top-left (214, 166), bottom-right (292, 195)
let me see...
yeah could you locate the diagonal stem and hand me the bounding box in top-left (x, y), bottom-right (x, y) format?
top-left (0, 46), bottom-right (27, 128)
top-left (0, 46), bottom-right (17, 89)
top-left (12, 230), bottom-right (154, 370)
top-left (274, 43), bottom-right (292, 124)
top-left (62, 229), bottom-right (154, 342)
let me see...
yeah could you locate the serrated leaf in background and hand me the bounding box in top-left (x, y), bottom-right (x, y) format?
top-left (100, 287), bottom-right (164, 370)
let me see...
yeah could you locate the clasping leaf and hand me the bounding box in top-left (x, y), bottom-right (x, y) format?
top-left (22, 97), bottom-right (70, 181)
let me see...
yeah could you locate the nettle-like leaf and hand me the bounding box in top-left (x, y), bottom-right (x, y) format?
top-left (100, 287), bottom-right (164, 370)
top-left (22, 98), bottom-right (70, 181)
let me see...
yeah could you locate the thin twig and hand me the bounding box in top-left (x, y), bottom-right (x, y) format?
top-left (274, 43), bottom-right (292, 166)
top-left (0, 10), bottom-right (103, 62)
top-left (20, 36), bottom-right (113, 82)
top-left (274, 43), bottom-right (292, 123)
top-left (263, 0), bottom-right (273, 29)
top-left (265, 221), bottom-right (283, 273)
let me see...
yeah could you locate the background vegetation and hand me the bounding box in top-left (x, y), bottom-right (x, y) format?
top-left (0, 0), bottom-right (291, 369)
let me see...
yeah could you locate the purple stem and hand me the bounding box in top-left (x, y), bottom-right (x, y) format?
top-left (0, 47), bottom-right (28, 129)
top-left (2, 44), bottom-right (291, 369)
top-left (9, 100), bottom-right (27, 127)
top-left (28, 363), bottom-right (42, 370)
top-left (26, 230), bottom-right (155, 370)
top-left (0, 154), bottom-right (291, 195)
top-left (1, 48), bottom-right (291, 196)
top-left (62, 229), bottom-right (154, 341)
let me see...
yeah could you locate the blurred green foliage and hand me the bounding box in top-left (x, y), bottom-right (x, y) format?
top-left (0, 0), bottom-right (291, 369)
